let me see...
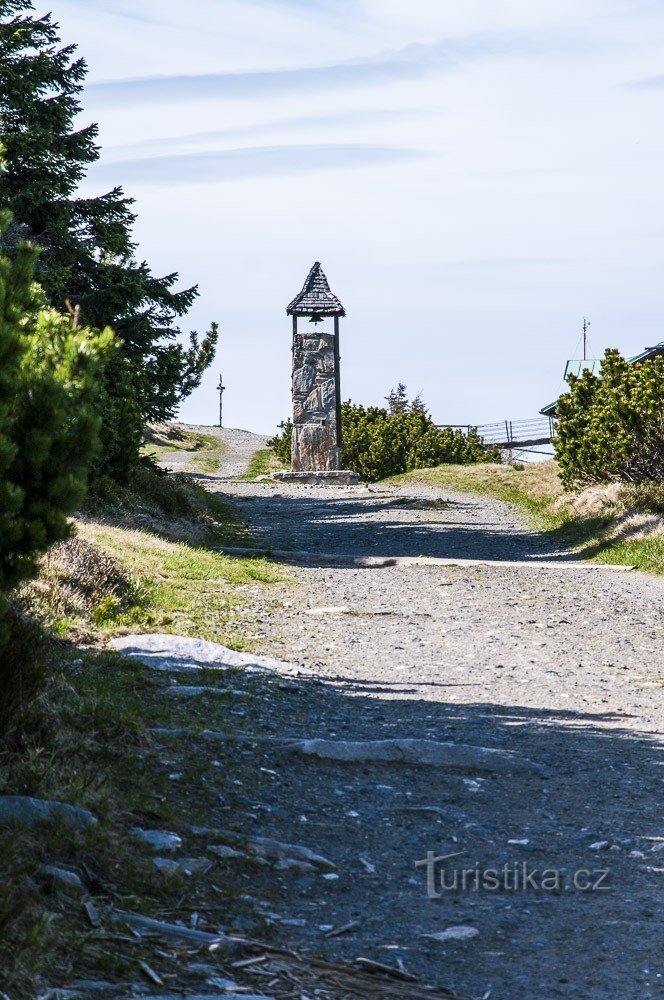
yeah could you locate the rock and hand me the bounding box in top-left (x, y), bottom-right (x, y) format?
top-left (206, 977), bottom-right (242, 990)
top-left (37, 865), bottom-right (86, 895)
top-left (269, 470), bottom-right (359, 486)
top-left (139, 995), bottom-right (274, 1000)
top-left (0, 796), bottom-right (97, 831)
top-left (137, 995), bottom-right (273, 1000)
top-left (84, 900), bottom-right (101, 928)
top-left (425, 925), bottom-right (479, 942)
top-left (206, 829), bottom-right (335, 869)
top-left (289, 738), bottom-right (542, 775)
top-left (109, 634), bottom-right (296, 674)
top-left (292, 363), bottom-right (317, 396)
top-left (589, 840), bottom-right (610, 850)
top-left (305, 606), bottom-right (351, 616)
top-left (111, 910), bottom-right (237, 948)
top-left (162, 685), bottom-right (234, 697)
top-left (67, 983), bottom-right (117, 993)
top-left (131, 828), bottom-right (182, 852)
top-left (153, 856), bottom-right (210, 874)
top-left (274, 858), bottom-right (316, 873)
top-left (243, 834), bottom-right (336, 869)
top-left (36, 991), bottom-right (85, 999)
top-left (207, 844), bottom-right (247, 860)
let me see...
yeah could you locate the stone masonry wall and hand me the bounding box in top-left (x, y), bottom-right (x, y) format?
top-left (291, 330), bottom-right (340, 472)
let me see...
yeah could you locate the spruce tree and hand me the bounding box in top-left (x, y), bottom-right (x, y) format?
top-left (0, 1), bottom-right (217, 479)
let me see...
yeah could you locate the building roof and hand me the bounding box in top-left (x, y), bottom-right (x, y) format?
top-left (563, 359), bottom-right (602, 378)
top-left (628, 341), bottom-right (664, 364)
top-left (540, 341), bottom-right (664, 416)
top-left (287, 262), bottom-right (346, 317)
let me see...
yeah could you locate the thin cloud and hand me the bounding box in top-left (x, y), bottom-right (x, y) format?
top-left (64, 0), bottom-right (161, 23)
top-left (627, 74), bottom-right (664, 89)
top-left (106, 107), bottom-right (442, 158)
top-left (248, 0), bottom-right (359, 10)
top-left (86, 34), bottom-right (536, 106)
top-left (440, 257), bottom-right (569, 268)
top-left (89, 143), bottom-right (431, 186)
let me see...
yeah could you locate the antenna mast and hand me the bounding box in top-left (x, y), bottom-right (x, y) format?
top-left (583, 317), bottom-right (590, 362)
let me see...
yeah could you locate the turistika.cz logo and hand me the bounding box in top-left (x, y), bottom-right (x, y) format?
top-left (415, 852), bottom-right (611, 896)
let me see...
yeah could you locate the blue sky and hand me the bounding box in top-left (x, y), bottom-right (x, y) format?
top-left (55, 0), bottom-right (664, 431)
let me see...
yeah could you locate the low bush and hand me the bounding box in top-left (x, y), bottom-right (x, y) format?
top-left (267, 420), bottom-right (292, 467)
top-left (268, 389), bottom-right (497, 482)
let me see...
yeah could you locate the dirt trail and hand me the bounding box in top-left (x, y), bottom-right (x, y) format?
top-left (160, 424), bottom-right (268, 479)
top-left (152, 457), bottom-right (663, 999)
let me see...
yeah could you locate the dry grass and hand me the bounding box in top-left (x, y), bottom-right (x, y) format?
top-left (75, 519), bottom-right (282, 646)
top-left (396, 460), bottom-right (664, 574)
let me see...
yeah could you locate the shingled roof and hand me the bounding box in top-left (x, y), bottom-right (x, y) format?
top-left (287, 262), bottom-right (346, 317)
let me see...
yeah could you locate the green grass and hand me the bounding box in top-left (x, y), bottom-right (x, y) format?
top-left (192, 451), bottom-right (221, 473)
top-left (395, 461), bottom-right (664, 575)
top-left (77, 521), bottom-right (282, 645)
top-left (240, 447), bottom-right (287, 480)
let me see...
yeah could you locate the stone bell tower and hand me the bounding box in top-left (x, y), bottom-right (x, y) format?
top-left (282, 262), bottom-right (357, 482)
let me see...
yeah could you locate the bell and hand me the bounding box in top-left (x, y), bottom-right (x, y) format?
top-left (309, 312), bottom-right (323, 324)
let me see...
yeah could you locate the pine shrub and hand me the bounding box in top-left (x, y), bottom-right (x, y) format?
top-left (554, 349), bottom-right (664, 487)
top-left (268, 389), bottom-right (497, 482)
top-left (0, 214), bottom-right (114, 643)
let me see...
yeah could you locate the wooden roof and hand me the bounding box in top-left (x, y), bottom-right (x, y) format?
top-left (287, 262), bottom-right (345, 317)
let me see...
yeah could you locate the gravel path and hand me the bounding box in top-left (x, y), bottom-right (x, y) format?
top-left (221, 482), bottom-right (663, 734)
top-left (160, 424), bottom-right (268, 479)
top-left (157, 459), bottom-right (664, 998)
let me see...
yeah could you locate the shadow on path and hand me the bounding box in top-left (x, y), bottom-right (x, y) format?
top-left (227, 490), bottom-right (582, 565)
top-left (152, 667), bottom-right (664, 1000)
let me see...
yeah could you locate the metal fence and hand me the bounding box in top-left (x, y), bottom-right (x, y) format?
top-left (436, 417), bottom-right (556, 448)
top-left (476, 417), bottom-right (555, 447)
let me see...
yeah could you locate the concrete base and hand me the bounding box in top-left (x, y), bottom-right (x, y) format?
top-left (269, 470), bottom-right (360, 486)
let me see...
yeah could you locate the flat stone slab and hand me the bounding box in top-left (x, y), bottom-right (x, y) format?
top-left (153, 856), bottom-right (211, 874)
top-left (0, 796), bottom-right (97, 830)
top-left (131, 827), bottom-right (183, 852)
top-left (108, 634), bottom-right (298, 674)
top-left (269, 470), bottom-right (359, 486)
top-left (212, 546), bottom-right (634, 571)
top-left (152, 729), bottom-right (542, 777)
top-left (289, 738), bottom-right (543, 775)
top-left (162, 685), bottom-right (240, 697)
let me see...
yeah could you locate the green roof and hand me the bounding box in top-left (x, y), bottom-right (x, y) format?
top-left (541, 342), bottom-right (664, 416)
